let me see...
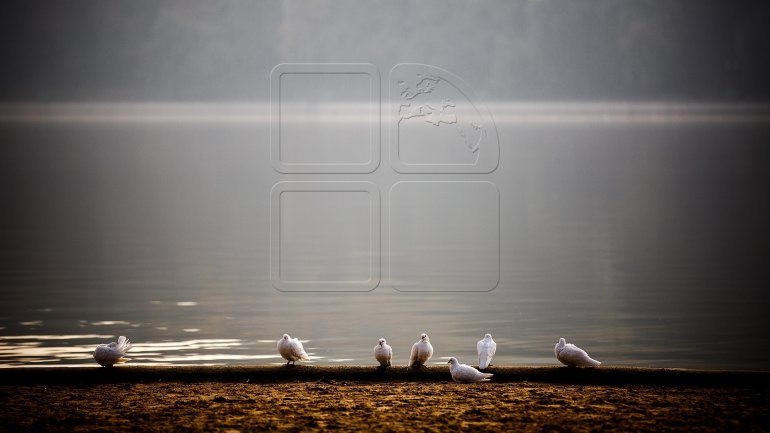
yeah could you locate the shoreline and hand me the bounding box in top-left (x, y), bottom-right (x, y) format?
top-left (2, 365), bottom-right (768, 387)
top-left (2, 366), bottom-right (769, 432)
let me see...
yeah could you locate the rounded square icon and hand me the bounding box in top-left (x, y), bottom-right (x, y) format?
top-left (270, 181), bottom-right (380, 291)
top-left (389, 64), bottom-right (499, 173)
top-left (389, 181), bottom-right (500, 291)
top-left (270, 63), bottom-right (380, 174)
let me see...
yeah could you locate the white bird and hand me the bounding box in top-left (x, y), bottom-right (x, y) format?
top-left (447, 357), bottom-right (493, 382)
top-left (277, 333), bottom-right (310, 366)
top-left (409, 333), bottom-right (434, 368)
top-left (374, 338), bottom-right (392, 368)
top-left (554, 337), bottom-right (601, 367)
top-left (93, 335), bottom-right (132, 367)
top-left (477, 333), bottom-right (497, 370)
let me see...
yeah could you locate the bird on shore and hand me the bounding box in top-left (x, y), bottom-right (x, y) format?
top-left (374, 338), bottom-right (392, 368)
top-left (447, 357), bottom-right (493, 382)
top-left (554, 337), bottom-right (601, 367)
top-left (93, 335), bottom-right (132, 367)
top-left (409, 333), bottom-right (433, 368)
top-left (277, 333), bottom-right (310, 366)
top-left (477, 333), bottom-right (496, 370)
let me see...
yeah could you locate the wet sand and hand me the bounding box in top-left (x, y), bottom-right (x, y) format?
top-left (1, 366), bottom-right (768, 432)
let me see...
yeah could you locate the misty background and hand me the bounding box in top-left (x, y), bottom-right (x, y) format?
top-left (0, 0), bottom-right (769, 369)
top-left (2, 0), bottom-right (770, 102)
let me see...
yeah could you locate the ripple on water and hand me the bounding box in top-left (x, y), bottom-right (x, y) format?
top-left (175, 302), bottom-right (198, 307)
top-left (18, 321), bottom-right (43, 326)
top-left (0, 336), bottom-right (287, 367)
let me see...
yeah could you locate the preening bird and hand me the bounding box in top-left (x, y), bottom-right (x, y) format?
top-left (447, 357), bottom-right (493, 382)
top-left (374, 338), bottom-right (392, 368)
top-left (93, 335), bottom-right (132, 367)
top-left (409, 333), bottom-right (433, 368)
top-left (554, 337), bottom-right (601, 367)
top-left (477, 333), bottom-right (496, 370)
top-left (277, 333), bottom-right (311, 366)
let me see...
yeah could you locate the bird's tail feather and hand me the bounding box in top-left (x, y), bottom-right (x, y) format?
top-left (116, 336), bottom-right (132, 352)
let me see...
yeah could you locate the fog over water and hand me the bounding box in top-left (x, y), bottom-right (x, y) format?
top-left (1, 1), bottom-right (769, 369)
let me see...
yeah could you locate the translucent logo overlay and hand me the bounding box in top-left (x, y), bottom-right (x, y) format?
top-left (270, 63), bottom-right (500, 292)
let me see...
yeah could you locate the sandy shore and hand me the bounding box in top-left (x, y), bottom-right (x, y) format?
top-left (1, 366), bottom-right (768, 432)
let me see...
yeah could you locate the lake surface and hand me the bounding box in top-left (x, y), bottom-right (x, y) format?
top-left (1, 102), bottom-right (769, 369)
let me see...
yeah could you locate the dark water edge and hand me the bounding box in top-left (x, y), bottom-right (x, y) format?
top-left (2, 365), bottom-right (769, 388)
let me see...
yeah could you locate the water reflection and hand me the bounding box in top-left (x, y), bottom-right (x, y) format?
top-left (0, 335), bottom-right (325, 367)
top-left (0, 104), bottom-right (768, 370)
top-left (0, 334), bottom-right (112, 340)
top-left (19, 321), bottom-right (44, 326)
top-left (90, 321), bottom-right (131, 326)
top-left (175, 302), bottom-right (198, 307)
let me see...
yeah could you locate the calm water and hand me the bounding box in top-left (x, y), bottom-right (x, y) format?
top-left (1, 103), bottom-right (769, 369)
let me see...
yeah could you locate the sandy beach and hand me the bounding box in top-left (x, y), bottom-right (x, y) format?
top-left (1, 366), bottom-right (768, 432)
